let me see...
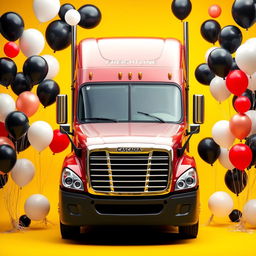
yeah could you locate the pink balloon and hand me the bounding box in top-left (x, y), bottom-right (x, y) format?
top-left (16, 92), bottom-right (40, 117)
top-left (208, 5), bottom-right (221, 18)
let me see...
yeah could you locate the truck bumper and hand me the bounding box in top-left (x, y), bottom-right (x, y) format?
top-left (59, 188), bottom-right (199, 226)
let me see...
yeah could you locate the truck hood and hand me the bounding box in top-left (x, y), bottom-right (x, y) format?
top-left (78, 123), bottom-right (185, 147)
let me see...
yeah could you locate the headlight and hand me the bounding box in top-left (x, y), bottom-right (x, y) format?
top-left (61, 168), bottom-right (84, 191)
top-left (175, 168), bottom-right (197, 191)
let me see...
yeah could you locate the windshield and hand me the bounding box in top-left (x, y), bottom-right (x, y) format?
top-left (78, 83), bottom-right (182, 123)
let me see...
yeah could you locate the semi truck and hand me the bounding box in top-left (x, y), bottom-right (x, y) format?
top-left (56, 22), bottom-right (204, 239)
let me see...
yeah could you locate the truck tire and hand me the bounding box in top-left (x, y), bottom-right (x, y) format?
top-left (60, 222), bottom-right (80, 239)
top-left (178, 222), bottom-right (198, 238)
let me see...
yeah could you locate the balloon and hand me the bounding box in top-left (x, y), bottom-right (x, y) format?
top-left (229, 113), bottom-right (251, 140)
top-left (229, 209), bottom-right (242, 222)
top-left (200, 20), bottom-right (221, 44)
top-left (11, 158), bottom-right (35, 187)
top-left (212, 120), bottom-right (235, 148)
top-left (11, 72), bottom-right (33, 96)
top-left (208, 4), bottom-right (221, 18)
top-left (229, 144), bottom-right (252, 170)
top-left (235, 43), bottom-right (256, 75)
top-left (33, 0), bottom-right (60, 22)
top-left (45, 20), bottom-right (71, 51)
top-left (210, 76), bottom-right (231, 102)
top-left (24, 194), bottom-right (50, 221)
top-left (19, 215), bottom-right (31, 227)
top-left (245, 134), bottom-right (256, 167)
top-left (171, 0), bottom-right (192, 21)
top-left (19, 29), bottom-right (45, 57)
top-left (247, 73), bottom-right (256, 91)
top-left (28, 121), bottom-right (53, 152)
top-left (0, 122), bottom-right (8, 137)
top-left (5, 111), bottom-right (29, 140)
top-left (16, 92), bottom-right (40, 117)
top-left (78, 4), bottom-right (102, 29)
top-left (49, 129), bottom-right (70, 154)
top-left (23, 56), bottom-right (48, 86)
top-left (234, 96), bottom-right (251, 113)
top-left (4, 42), bottom-right (20, 58)
top-left (243, 199), bottom-right (256, 226)
top-left (41, 55), bottom-right (60, 80)
top-left (0, 12), bottom-right (24, 41)
top-left (218, 25), bottom-right (242, 54)
top-left (0, 94), bottom-right (16, 122)
top-left (208, 191), bottom-right (234, 217)
top-left (0, 145), bottom-right (17, 174)
top-left (232, 0), bottom-right (256, 29)
top-left (9, 133), bottom-right (30, 153)
top-left (59, 3), bottom-right (75, 20)
top-left (0, 58), bottom-right (17, 87)
top-left (246, 37), bottom-right (256, 45)
top-left (0, 174), bottom-right (8, 189)
top-left (231, 58), bottom-right (240, 71)
top-left (245, 110), bottom-right (256, 135)
top-left (218, 148), bottom-right (234, 170)
top-left (225, 168), bottom-right (248, 196)
top-left (233, 90), bottom-right (254, 111)
top-left (37, 80), bottom-right (60, 107)
top-left (226, 70), bottom-right (248, 96)
top-left (0, 137), bottom-right (15, 149)
top-left (208, 48), bottom-right (233, 78)
top-left (65, 9), bottom-right (81, 26)
top-left (205, 47), bottom-right (218, 62)
top-left (194, 63), bottom-right (215, 85)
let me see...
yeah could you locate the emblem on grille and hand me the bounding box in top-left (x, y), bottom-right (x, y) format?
top-left (117, 147), bottom-right (142, 152)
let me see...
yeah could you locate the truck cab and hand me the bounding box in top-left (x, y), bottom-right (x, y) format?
top-left (57, 36), bottom-right (204, 239)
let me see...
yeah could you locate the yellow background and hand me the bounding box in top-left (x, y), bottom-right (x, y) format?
top-left (1, 0), bottom-right (256, 255)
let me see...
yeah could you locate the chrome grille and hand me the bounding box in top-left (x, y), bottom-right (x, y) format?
top-left (88, 150), bottom-right (171, 195)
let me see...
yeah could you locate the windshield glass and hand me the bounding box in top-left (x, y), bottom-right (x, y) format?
top-left (78, 83), bottom-right (182, 123)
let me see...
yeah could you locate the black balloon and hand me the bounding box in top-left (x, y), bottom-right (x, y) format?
top-left (232, 0), bottom-right (256, 29)
top-left (231, 57), bottom-right (240, 71)
top-left (5, 111), bottom-right (29, 140)
top-left (200, 20), bottom-right (221, 44)
top-left (9, 133), bottom-right (30, 153)
top-left (59, 3), bottom-right (75, 21)
top-left (0, 12), bottom-right (24, 41)
top-left (19, 215), bottom-right (31, 227)
top-left (0, 145), bottom-right (17, 174)
top-left (218, 25), bottom-right (242, 54)
top-left (197, 137), bottom-right (220, 165)
top-left (229, 209), bottom-right (242, 222)
top-left (0, 58), bottom-right (17, 87)
top-left (208, 48), bottom-right (233, 78)
top-left (225, 168), bottom-right (248, 196)
top-left (11, 72), bottom-right (33, 96)
top-left (233, 89), bottom-right (255, 110)
top-left (23, 56), bottom-right (48, 86)
top-left (78, 5), bottom-right (102, 29)
top-left (0, 174), bottom-right (8, 189)
top-left (46, 20), bottom-right (72, 51)
top-left (245, 134), bottom-right (256, 167)
top-left (37, 80), bottom-right (60, 107)
top-left (171, 0), bottom-right (192, 20)
top-left (195, 63), bottom-right (215, 85)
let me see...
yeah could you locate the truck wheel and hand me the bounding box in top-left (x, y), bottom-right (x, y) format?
top-left (60, 222), bottom-right (80, 239)
top-left (178, 222), bottom-right (198, 238)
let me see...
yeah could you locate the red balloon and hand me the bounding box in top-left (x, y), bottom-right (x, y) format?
top-left (208, 5), bottom-right (222, 18)
top-left (49, 129), bottom-right (70, 154)
top-left (229, 144), bottom-right (252, 170)
top-left (4, 42), bottom-right (20, 58)
top-left (234, 96), bottom-right (251, 113)
top-left (0, 122), bottom-right (8, 137)
top-left (226, 70), bottom-right (248, 96)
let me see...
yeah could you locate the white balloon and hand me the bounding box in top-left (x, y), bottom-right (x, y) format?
top-left (0, 94), bottom-right (16, 122)
top-left (245, 38), bottom-right (256, 45)
top-left (24, 194), bottom-right (50, 221)
top-left (210, 76), bottom-right (231, 102)
top-left (247, 73), bottom-right (256, 91)
top-left (19, 29), bottom-right (45, 57)
top-left (11, 159), bottom-right (35, 187)
top-left (42, 55), bottom-right (60, 79)
top-left (235, 43), bottom-right (256, 75)
top-left (218, 148), bottom-right (234, 170)
top-left (205, 47), bottom-right (218, 62)
top-left (208, 191), bottom-right (233, 217)
top-left (28, 121), bottom-right (53, 152)
top-left (33, 0), bottom-right (60, 22)
top-left (246, 110), bottom-right (256, 136)
top-left (243, 200), bottom-right (256, 226)
top-left (65, 9), bottom-right (81, 26)
top-left (212, 120), bottom-right (235, 148)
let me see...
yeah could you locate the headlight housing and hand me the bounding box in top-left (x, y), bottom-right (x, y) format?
top-left (175, 168), bottom-right (197, 191)
top-left (61, 168), bottom-right (84, 191)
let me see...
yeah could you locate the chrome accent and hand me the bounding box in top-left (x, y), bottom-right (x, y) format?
top-left (56, 95), bottom-right (68, 124)
top-left (106, 151), bottom-right (114, 192)
top-left (193, 94), bottom-right (205, 124)
top-left (144, 151), bottom-right (153, 192)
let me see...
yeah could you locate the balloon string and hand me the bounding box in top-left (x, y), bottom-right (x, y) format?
top-left (38, 152), bottom-right (42, 194)
top-left (213, 164), bottom-right (217, 192)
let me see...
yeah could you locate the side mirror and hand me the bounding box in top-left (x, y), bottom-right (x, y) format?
top-left (60, 124), bottom-right (73, 135)
top-left (193, 94), bottom-right (205, 124)
top-left (189, 124), bottom-right (200, 135)
top-left (56, 94), bottom-right (68, 124)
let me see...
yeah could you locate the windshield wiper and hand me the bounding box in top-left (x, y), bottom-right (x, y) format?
top-left (82, 117), bottom-right (118, 122)
top-left (137, 111), bottom-right (165, 123)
